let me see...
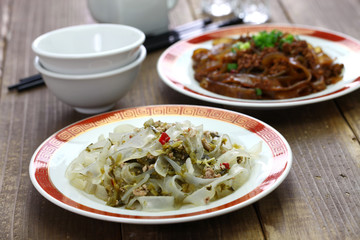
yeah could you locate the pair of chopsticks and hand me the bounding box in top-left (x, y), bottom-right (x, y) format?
top-left (8, 73), bottom-right (44, 92)
top-left (144, 17), bottom-right (243, 52)
top-left (8, 16), bottom-right (243, 92)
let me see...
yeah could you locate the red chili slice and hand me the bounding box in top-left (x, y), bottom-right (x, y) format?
top-left (221, 162), bottom-right (230, 169)
top-left (159, 132), bottom-right (170, 145)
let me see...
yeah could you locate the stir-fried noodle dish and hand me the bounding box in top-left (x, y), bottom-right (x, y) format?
top-left (192, 30), bottom-right (344, 100)
top-left (66, 119), bottom-right (261, 211)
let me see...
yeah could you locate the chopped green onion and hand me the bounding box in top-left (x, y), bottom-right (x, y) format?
top-left (231, 41), bottom-right (250, 53)
top-left (255, 88), bottom-right (262, 96)
top-left (252, 30), bottom-right (283, 49)
top-left (280, 34), bottom-right (295, 45)
top-left (235, 41), bottom-right (251, 50)
top-left (227, 63), bottom-right (238, 71)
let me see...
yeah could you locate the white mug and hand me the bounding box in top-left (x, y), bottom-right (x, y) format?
top-left (87, 0), bottom-right (178, 35)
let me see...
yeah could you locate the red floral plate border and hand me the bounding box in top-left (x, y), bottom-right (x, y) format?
top-left (157, 24), bottom-right (360, 108)
top-left (29, 105), bottom-right (292, 224)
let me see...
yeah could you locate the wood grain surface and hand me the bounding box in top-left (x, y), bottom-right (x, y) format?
top-left (0, 0), bottom-right (359, 239)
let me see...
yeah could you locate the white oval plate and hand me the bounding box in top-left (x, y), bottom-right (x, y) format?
top-left (29, 105), bottom-right (292, 224)
top-left (157, 24), bottom-right (360, 109)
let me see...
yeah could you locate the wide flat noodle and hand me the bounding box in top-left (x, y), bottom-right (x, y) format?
top-left (66, 119), bottom-right (260, 211)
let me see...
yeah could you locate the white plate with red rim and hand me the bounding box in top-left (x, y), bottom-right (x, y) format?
top-left (29, 105), bottom-right (292, 224)
top-left (157, 24), bottom-right (360, 109)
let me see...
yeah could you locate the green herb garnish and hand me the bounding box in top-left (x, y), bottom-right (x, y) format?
top-left (236, 41), bottom-right (251, 50)
top-left (252, 30), bottom-right (283, 49)
top-left (255, 88), bottom-right (263, 96)
top-left (280, 34), bottom-right (295, 45)
top-left (227, 63), bottom-right (238, 72)
top-left (231, 41), bottom-right (250, 53)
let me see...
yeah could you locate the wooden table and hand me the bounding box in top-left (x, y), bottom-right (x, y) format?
top-left (0, 0), bottom-right (359, 239)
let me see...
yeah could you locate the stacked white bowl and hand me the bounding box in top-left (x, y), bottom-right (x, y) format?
top-left (32, 24), bottom-right (146, 114)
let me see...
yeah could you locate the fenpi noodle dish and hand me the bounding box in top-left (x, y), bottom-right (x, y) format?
top-left (66, 119), bottom-right (261, 211)
top-left (192, 30), bottom-right (344, 100)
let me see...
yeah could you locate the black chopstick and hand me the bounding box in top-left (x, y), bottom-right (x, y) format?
top-left (172, 17), bottom-right (213, 34)
top-left (17, 78), bottom-right (45, 92)
top-left (143, 17), bottom-right (213, 51)
top-left (145, 17), bottom-right (212, 40)
top-left (144, 17), bottom-right (243, 52)
top-left (8, 73), bottom-right (44, 92)
top-left (20, 73), bottom-right (42, 83)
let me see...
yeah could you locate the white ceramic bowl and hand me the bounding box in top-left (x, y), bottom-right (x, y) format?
top-left (34, 45), bottom-right (146, 114)
top-left (32, 24), bottom-right (145, 75)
